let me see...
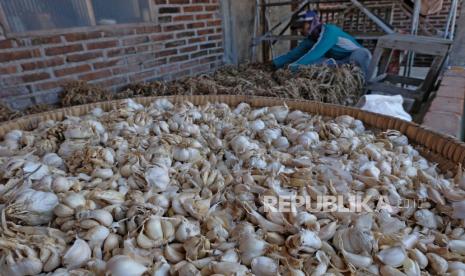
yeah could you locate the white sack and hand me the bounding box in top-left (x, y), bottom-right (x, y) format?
top-left (356, 94), bottom-right (412, 121)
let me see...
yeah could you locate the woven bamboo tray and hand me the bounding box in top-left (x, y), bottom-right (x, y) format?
top-left (0, 95), bottom-right (464, 172)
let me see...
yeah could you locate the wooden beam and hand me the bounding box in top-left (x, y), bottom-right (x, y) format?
top-left (84, 0), bottom-right (97, 26)
top-left (0, 3), bottom-right (11, 34)
top-left (450, 0), bottom-right (465, 66)
top-left (260, 0), bottom-right (270, 62)
top-left (261, 1), bottom-right (300, 7)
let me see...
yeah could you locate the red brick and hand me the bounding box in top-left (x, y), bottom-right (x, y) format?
top-left (95, 76), bottom-right (128, 88)
top-left (192, 0), bottom-right (209, 3)
top-left (180, 59), bottom-right (200, 69)
top-left (156, 49), bottom-right (178, 58)
top-left (200, 42), bottom-right (216, 49)
top-left (79, 70), bottom-right (112, 81)
top-left (0, 65), bottom-right (17, 74)
top-left (87, 40), bottom-right (119, 50)
top-left (0, 86), bottom-right (30, 97)
top-left (183, 6), bottom-right (203, 12)
top-left (191, 64), bottom-right (210, 73)
top-left (22, 72), bottom-right (50, 82)
top-left (2, 76), bottom-right (23, 86)
top-left (207, 19), bottom-right (222, 26)
top-left (170, 55), bottom-right (189, 62)
top-left (169, 0), bottom-right (190, 3)
top-left (155, 0), bottom-right (167, 4)
top-left (180, 45), bottom-right (198, 53)
top-left (66, 52), bottom-right (102, 62)
top-left (0, 39), bottom-right (16, 49)
top-left (423, 111), bottom-right (462, 137)
top-left (189, 37), bottom-right (207, 43)
top-left (187, 22), bottom-right (205, 29)
top-left (437, 86), bottom-right (465, 99)
top-left (122, 36), bottom-right (149, 46)
top-left (151, 34), bottom-right (174, 42)
top-left (103, 29), bottom-right (135, 37)
top-left (93, 59), bottom-right (121, 69)
top-left (208, 34), bottom-right (223, 41)
top-left (129, 70), bottom-right (155, 82)
top-left (205, 5), bottom-right (219, 11)
top-left (0, 49), bottom-right (39, 62)
top-left (160, 64), bottom-right (179, 74)
top-left (65, 31), bottom-right (102, 42)
top-left (165, 40), bottom-right (186, 48)
top-left (197, 28), bottom-right (215, 35)
top-left (31, 36), bottom-right (62, 45)
top-left (135, 26), bottom-right (162, 34)
top-left (174, 15), bottom-right (194, 21)
top-left (441, 76), bottom-right (465, 89)
top-left (429, 96), bottom-right (464, 115)
top-left (159, 16), bottom-right (172, 23)
top-left (55, 64), bottom-right (91, 77)
top-left (159, 7), bottom-right (180, 13)
top-left (112, 64), bottom-right (139, 75)
top-left (171, 69), bottom-right (191, 79)
top-left (45, 44), bottom-right (83, 56)
top-left (191, 50), bottom-right (208, 58)
top-left (21, 57), bottom-right (64, 71)
top-left (164, 24), bottom-right (185, 32)
top-left (137, 45), bottom-right (150, 52)
top-left (35, 81), bottom-right (62, 91)
top-left (196, 14), bottom-right (213, 20)
top-left (143, 58), bottom-right (167, 69)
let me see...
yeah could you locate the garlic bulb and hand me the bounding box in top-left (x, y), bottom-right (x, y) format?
top-left (251, 256), bottom-right (278, 276)
top-left (7, 189), bottom-right (58, 225)
top-left (145, 165), bottom-right (170, 192)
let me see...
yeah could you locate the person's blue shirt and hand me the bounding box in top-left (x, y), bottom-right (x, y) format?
top-left (273, 24), bottom-right (363, 70)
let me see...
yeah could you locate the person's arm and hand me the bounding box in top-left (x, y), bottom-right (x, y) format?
top-left (272, 38), bottom-right (314, 69)
top-left (290, 26), bottom-right (338, 69)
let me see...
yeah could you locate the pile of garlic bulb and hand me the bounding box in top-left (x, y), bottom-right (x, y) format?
top-left (1, 98), bottom-right (465, 276)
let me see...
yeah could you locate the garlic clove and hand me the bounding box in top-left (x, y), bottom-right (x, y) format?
top-left (106, 255), bottom-right (147, 276)
top-left (251, 256), bottom-right (279, 276)
top-left (377, 247), bottom-right (406, 268)
top-left (63, 238), bottom-right (91, 269)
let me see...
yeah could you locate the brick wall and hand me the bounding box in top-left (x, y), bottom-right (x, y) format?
top-left (0, 0), bottom-right (223, 108)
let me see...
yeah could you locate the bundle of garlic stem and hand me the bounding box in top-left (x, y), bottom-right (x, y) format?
top-left (0, 98), bottom-right (465, 276)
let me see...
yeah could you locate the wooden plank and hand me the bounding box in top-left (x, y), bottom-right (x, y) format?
top-left (366, 82), bottom-right (423, 100)
top-left (0, 3), bottom-right (11, 34)
top-left (148, 0), bottom-right (157, 23)
top-left (380, 34), bottom-right (452, 45)
top-left (262, 35), bottom-right (305, 41)
top-left (449, 0), bottom-right (465, 66)
top-left (84, 0), bottom-right (96, 26)
top-left (261, 1), bottom-right (300, 7)
top-left (419, 56), bottom-right (447, 101)
top-left (378, 38), bottom-right (450, 56)
top-left (384, 75), bottom-right (424, 86)
top-left (367, 47), bottom-right (384, 82)
top-left (260, 0), bottom-right (269, 62)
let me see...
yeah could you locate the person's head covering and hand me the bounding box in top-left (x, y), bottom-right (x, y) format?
top-left (297, 10), bottom-right (321, 34)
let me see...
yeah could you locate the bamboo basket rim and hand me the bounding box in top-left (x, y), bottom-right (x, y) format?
top-left (1, 95), bottom-right (463, 172)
